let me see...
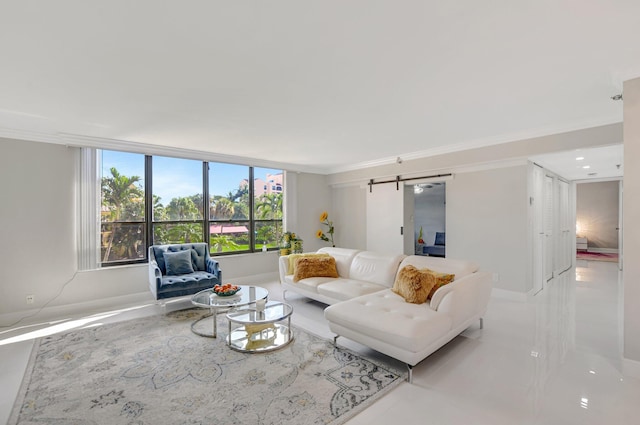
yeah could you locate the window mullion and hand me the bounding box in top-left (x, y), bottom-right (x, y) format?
top-left (145, 155), bottom-right (153, 251)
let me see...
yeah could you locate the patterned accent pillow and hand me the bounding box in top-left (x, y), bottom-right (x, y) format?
top-left (392, 265), bottom-right (455, 304)
top-left (293, 257), bottom-right (339, 282)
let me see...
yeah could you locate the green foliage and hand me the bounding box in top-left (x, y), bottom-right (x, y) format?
top-left (101, 167), bottom-right (284, 262)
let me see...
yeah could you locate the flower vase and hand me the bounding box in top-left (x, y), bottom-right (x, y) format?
top-left (280, 248), bottom-right (291, 256)
top-left (291, 240), bottom-right (303, 254)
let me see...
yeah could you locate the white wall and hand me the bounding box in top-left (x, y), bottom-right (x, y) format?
top-left (332, 185), bottom-right (366, 250)
top-left (576, 181), bottom-right (620, 250)
top-left (0, 138), bottom-right (78, 319)
top-left (0, 138), bottom-right (324, 324)
top-left (286, 172), bottom-right (332, 253)
top-left (447, 166), bottom-right (529, 292)
top-left (623, 77), bottom-right (640, 366)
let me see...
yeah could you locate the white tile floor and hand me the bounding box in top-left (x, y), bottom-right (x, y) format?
top-left (2, 260), bottom-right (639, 425)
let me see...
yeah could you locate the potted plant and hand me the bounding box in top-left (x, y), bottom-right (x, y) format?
top-left (280, 231), bottom-right (302, 255)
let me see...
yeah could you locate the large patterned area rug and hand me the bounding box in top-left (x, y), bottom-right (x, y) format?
top-left (9, 309), bottom-right (404, 425)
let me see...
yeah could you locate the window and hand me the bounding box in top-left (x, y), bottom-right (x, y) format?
top-left (152, 156), bottom-right (204, 245)
top-left (100, 151), bottom-right (146, 264)
top-left (253, 168), bottom-right (284, 251)
top-left (209, 163), bottom-right (250, 253)
top-left (96, 149), bottom-right (283, 266)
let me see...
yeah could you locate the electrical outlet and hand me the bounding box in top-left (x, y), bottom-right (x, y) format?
top-left (26, 294), bottom-right (35, 304)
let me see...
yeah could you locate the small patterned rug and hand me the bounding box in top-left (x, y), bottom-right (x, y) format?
top-left (9, 309), bottom-right (404, 425)
top-left (576, 251), bottom-right (619, 262)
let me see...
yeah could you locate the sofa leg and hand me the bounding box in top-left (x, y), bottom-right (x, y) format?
top-left (407, 364), bottom-right (413, 383)
top-left (282, 289), bottom-right (288, 301)
top-left (333, 335), bottom-right (339, 345)
top-left (479, 317), bottom-right (484, 329)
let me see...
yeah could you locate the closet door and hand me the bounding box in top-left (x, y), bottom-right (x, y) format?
top-left (557, 179), bottom-right (572, 273)
top-left (366, 183), bottom-right (404, 253)
top-left (532, 165), bottom-right (545, 294)
top-left (544, 175), bottom-right (555, 282)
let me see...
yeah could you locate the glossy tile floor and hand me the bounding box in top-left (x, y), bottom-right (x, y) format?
top-left (2, 259), bottom-right (639, 425)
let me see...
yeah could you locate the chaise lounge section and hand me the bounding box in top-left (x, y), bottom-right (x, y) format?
top-left (279, 247), bottom-right (492, 382)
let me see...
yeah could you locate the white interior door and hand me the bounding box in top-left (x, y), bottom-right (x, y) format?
top-left (544, 175), bottom-right (555, 282)
top-left (403, 185), bottom-right (415, 255)
top-left (619, 180), bottom-right (624, 271)
top-left (557, 179), bottom-right (571, 273)
top-left (532, 165), bottom-right (545, 294)
top-left (366, 183), bottom-right (404, 253)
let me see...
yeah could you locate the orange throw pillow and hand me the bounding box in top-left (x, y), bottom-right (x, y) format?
top-left (392, 265), bottom-right (455, 304)
top-left (293, 256), bottom-right (339, 282)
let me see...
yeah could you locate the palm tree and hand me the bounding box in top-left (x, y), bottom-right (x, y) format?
top-left (101, 167), bottom-right (143, 262)
top-left (255, 193), bottom-right (283, 220)
top-left (211, 197), bottom-right (235, 220)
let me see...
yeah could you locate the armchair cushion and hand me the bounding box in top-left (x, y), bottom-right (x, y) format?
top-left (164, 250), bottom-right (195, 276)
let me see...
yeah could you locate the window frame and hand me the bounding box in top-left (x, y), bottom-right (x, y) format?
top-left (98, 150), bottom-right (284, 267)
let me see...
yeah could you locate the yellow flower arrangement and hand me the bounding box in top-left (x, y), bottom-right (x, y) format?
top-left (316, 211), bottom-right (335, 247)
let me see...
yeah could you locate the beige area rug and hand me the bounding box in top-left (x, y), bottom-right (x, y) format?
top-left (9, 309), bottom-right (404, 425)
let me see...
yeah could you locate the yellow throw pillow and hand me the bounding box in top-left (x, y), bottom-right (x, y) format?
top-left (286, 253), bottom-right (331, 275)
top-left (392, 265), bottom-right (455, 304)
top-left (293, 256), bottom-right (339, 282)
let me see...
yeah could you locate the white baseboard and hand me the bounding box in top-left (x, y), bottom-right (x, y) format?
top-left (491, 288), bottom-right (528, 302)
top-left (0, 272), bottom-right (281, 330)
top-left (623, 358), bottom-right (640, 379)
top-left (0, 292), bottom-right (155, 329)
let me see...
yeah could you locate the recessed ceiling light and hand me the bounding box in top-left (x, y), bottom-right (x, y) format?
top-left (583, 165), bottom-right (590, 169)
top-left (576, 156), bottom-right (585, 161)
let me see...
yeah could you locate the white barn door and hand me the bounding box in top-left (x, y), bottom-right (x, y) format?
top-left (366, 183), bottom-right (405, 253)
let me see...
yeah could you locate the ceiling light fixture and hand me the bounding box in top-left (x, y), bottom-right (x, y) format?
top-left (583, 165), bottom-right (590, 169)
top-left (576, 156), bottom-right (585, 161)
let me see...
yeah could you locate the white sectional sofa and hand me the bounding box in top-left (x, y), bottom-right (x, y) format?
top-left (278, 247), bottom-right (492, 381)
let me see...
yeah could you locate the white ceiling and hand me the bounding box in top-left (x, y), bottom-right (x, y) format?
top-left (1, 1), bottom-right (638, 173)
top-left (531, 144), bottom-right (623, 181)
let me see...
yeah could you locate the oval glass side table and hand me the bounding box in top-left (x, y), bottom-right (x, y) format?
top-left (190, 285), bottom-right (268, 338)
top-left (226, 301), bottom-right (294, 352)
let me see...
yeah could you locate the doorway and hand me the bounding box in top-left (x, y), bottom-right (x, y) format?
top-left (575, 180), bottom-right (621, 264)
top-left (413, 182), bottom-right (446, 257)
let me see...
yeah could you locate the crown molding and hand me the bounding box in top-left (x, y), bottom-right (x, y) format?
top-left (325, 116), bottom-right (622, 175)
top-left (0, 127), bottom-right (325, 174)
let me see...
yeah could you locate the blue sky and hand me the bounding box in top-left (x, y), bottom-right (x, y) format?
top-left (101, 150), bottom-right (280, 204)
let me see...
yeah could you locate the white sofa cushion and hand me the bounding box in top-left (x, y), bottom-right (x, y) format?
top-left (283, 275), bottom-right (337, 293)
top-left (317, 279), bottom-right (387, 302)
top-left (324, 289), bottom-right (453, 353)
top-left (349, 251), bottom-right (406, 287)
top-left (398, 256), bottom-right (479, 280)
top-left (317, 247), bottom-right (361, 277)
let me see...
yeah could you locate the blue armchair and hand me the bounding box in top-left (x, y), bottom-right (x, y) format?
top-left (148, 243), bottom-right (222, 300)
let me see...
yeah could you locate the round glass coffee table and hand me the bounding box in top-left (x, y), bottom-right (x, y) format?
top-left (190, 285), bottom-right (268, 338)
top-left (226, 301), bottom-right (294, 352)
